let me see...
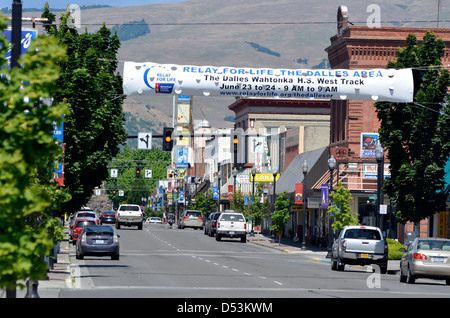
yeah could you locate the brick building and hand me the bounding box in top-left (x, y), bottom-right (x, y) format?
top-left (324, 5), bottom-right (450, 239)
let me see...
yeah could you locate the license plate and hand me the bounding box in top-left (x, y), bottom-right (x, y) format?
top-left (360, 253), bottom-right (369, 258)
top-left (95, 240), bottom-right (105, 244)
top-left (229, 231), bottom-right (235, 235)
top-left (432, 257), bottom-right (444, 262)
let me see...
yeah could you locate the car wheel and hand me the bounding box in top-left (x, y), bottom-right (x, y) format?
top-left (241, 236), bottom-right (247, 243)
top-left (399, 266), bottom-right (407, 283)
top-left (406, 265), bottom-right (415, 284)
top-left (331, 257), bottom-right (337, 271)
top-left (116, 222), bottom-right (120, 229)
top-left (76, 249), bottom-right (83, 260)
top-left (337, 257), bottom-right (345, 271)
top-left (111, 254), bottom-right (119, 260)
top-left (446, 279), bottom-right (450, 285)
top-left (380, 262), bottom-right (388, 274)
top-left (215, 233), bottom-right (221, 241)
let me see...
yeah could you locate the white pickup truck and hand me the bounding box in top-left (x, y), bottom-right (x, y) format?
top-left (215, 212), bottom-right (247, 243)
top-left (331, 225), bottom-right (388, 273)
top-left (116, 204), bottom-right (143, 230)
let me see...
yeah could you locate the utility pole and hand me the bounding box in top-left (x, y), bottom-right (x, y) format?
top-left (11, 0), bottom-right (22, 69)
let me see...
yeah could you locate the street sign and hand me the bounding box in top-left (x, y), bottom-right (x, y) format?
top-left (145, 170), bottom-right (152, 179)
top-left (111, 169), bottom-right (118, 178)
top-left (138, 132), bottom-right (152, 149)
top-left (250, 137), bottom-right (264, 154)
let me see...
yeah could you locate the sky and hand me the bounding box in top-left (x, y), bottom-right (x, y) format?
top-left (0, 0), bottom-right (186, 9)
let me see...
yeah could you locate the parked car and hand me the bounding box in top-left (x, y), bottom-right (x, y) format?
top-left (76, 225), bottom-right (120, 260)
top-left (69, 211), bottom-right (99, 237)
top-left (99, 211), bottom-right (116, 225)
top-left (215, 212), bottom-right (247, 243)
top-left (72, 219), bottom-right (97, 245)
top-left (179, 210), bottom-right (204, 230)
top-left (331, 225), bottom-right (388, 273)
top-left (204, 212), bottom-right (222, 237)
top-left (399, 237), bottom-right (450, 285)
top-left (147, 217), bottom-right (162, 224)
top-left (73, 211), bottom-right (99, 225)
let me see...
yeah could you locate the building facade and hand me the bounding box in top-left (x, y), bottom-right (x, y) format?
top-left (325, 5), bottom-right (450, 239)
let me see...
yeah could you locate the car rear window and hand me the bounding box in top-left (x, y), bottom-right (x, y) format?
top-left (119, 205), bottom-right (140, 211)
top-left (186, 211), bottom-right (202, 217)
top-left (77, 212), bottom-right (96, 218)
top-left (220, 214), bottom-right (245, 222)
top-left (418, 240), bottom-right (450, 251)
top-left (75, 221), bottom-right (96, 228)
top-left (343, 229), bottom-right (381, 240)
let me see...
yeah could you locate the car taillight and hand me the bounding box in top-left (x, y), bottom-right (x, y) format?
top-left (244, 223), bottom-right (246, 230)
top-left (217, 222), bottom-right (220, 228)
top-left (212, 221), bottom-right (216, 227)
top-left (113, 234), bottom-right (119, 243)
top-left (414, 253), bottom-right (427, 260)
top-left (184, 216), bottom-right (189, 219)
top-left (342, 240), bottom-right (347, 250)
top-left (81, 234), bottom-right (86, 244)
top-left (198, 217), bottom-right (203, 221)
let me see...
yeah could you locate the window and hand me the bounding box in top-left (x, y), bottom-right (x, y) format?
top-left (343, 229), bottom-right (381, 240)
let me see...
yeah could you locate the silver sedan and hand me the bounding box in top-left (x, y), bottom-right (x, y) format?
top-left (400, 237), bottom-right (450, 285)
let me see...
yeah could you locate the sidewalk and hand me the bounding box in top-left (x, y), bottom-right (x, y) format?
top-left (248, 233), bottom-right (329, 258)
top-left (1, 229), bottom-right (71, 298)
top-left (247, 233), bottom-right (400, 273)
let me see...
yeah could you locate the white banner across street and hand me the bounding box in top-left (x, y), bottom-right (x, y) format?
top-left (123, 61), bottom-right (414, 103)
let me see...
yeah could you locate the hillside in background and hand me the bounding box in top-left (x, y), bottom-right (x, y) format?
top-left (22, 0), bottom-right (450, 133)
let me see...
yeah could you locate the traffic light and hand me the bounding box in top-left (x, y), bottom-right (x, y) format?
top-left (112, 189), bottom-right (117, 196)
top-left (163, 127), bottom-right (174, 151)
top-left (233, 134), bottom-right (238, 167)
top-left (136, 166), bottom-right (141, 178)
top-left (230, 128), bottom-right (244, 167)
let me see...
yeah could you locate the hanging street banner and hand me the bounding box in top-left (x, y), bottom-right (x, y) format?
top-left (3, 28), bottom-right (38, 68)
top-left (123, 62), bottom-right (414, 102)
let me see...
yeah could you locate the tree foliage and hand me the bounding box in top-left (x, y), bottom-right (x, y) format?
top-left (42, 5), bottom-right (127, 215)
top-left (327, 183), bottom-right (359, 231)
top-left (105, 147), bottom-right (171, 208)
top-left (270, 191), bottom-right (291, 241)
top-left (375, 31), bottom-right (450, 224)
top-left (0, 15), bottom-right (69, 290)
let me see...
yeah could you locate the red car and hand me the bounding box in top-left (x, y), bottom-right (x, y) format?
top-left (72, 219), bottom-right (97, 245)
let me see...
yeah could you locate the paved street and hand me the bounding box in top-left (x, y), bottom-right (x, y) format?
top-left (12, 222), bottom-right (447, 300)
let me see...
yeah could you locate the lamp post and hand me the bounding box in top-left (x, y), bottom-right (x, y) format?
top-left (251, 167), bottom-right (256, 236)
top-left (326, 155), bottom-right (336, 258)
top-left (375, 140), bottom-right (385, 229)
top-left (272, 168), bottom-right (278, 211)
top-left (232, 167), bottom-right (238, 206)
top-left (302, 160), bottom-right (309, 250)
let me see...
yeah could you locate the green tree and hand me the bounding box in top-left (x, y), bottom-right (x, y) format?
top-left (191, 190), bottom-right (218, 216)
top-left (42, 5), bottom-right (127, 215)
top-left (0, 16), bottom-right (70, 293)
top-left (327, 183), bottom-right (359, 231)
top-left (270, 192), bottom-right (291, 244)
top-left (106, 147), bottom-right (171, 208)
top-left (375, 31), bottom-right (450, 224)
top-left (250, 183), bottom-right (269, 228)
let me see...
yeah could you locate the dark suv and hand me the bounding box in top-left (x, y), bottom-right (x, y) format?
top-left (204, 212), bottom-right (222, 237)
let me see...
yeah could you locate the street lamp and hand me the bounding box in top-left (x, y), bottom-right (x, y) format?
top-left (326, 155), bottom-right (336, 258)
top-left (375, 140), bottom-right (384, 229)
top-left (302, 160), bottom-right (309, 250)
top-left (232, 167), bottom-right (238, 206)
top-left (251, 167), bottom-right (256, 236)
top-left (272, 168), bottom-right (278, 211)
